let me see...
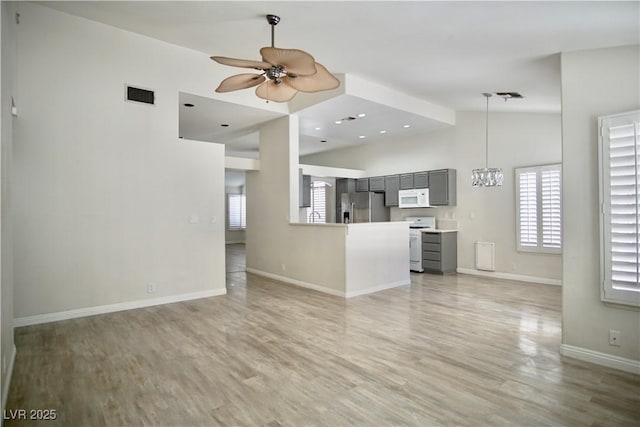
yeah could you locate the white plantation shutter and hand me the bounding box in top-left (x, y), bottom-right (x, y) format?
top-left (307, 182), bottom-right (327, 223)
top-left (542, 167), bottom-right (562, 249)
top-left (600, 111), bottom-right (640, 306)
top-left (516, 165), bottom-right (562, 253)
top-left (228, 193), bottom-right (246, 230)
top-left (518, 171), bottom-right (538, 247)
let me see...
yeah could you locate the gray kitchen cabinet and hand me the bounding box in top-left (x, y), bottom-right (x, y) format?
top-left (399, 173), bottom-right (414, 190)
top-left (356, 178), bottom-right (369, 192)
top-left (299, 169), bottom-right (311, 208)
top-left (414, 171), bottom-right (429, 188)
top-left (384, 175), bottom-right (400, 206)
top-left (428, 169), bottom-right (456, 206)
top-left (422, 232), bottom-right (457, 274)
top-left (335, 178), bottom-right (356, 222)
top-left (369, 176), bottom-right (385, 192)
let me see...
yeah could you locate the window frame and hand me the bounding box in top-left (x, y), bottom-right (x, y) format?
top-left (515, 163), bottom-right (562, 255)
top-left (306, 181), bottom-right (327, 224)
top-left (599, 110), bottom-right (640, 307)
top-left (227, 193), bottom-right (246, 231)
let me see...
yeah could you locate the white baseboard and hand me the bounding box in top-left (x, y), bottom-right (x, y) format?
top-left (2, 344), bottom-right (16, 417)
top-left (246, 268), bottom-right (346, 297)
top-left (14, 289), bottom-right (227, 327)
top-left (345, 280), bottom-right (411, 298)
top-left (245, 268), bottom-right (410, 299)
top-left (456, 268), bottom-right (562, 286)
top-left (560, 344), bottom-right (640, 375)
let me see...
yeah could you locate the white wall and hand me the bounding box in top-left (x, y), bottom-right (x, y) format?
top-left (246, 116), bottom-right (347, 293)
top-left (12, 3), bottom-right (230, 319)
top-left (302, 111), bottom-right (563, 282)
top-left (1, 0), bottom-right (16, 411)
top-left (345, 222), bottom-right (410, 297)
top-left (561, 44), bottom-right (640, 362)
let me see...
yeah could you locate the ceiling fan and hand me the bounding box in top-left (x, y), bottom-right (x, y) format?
top-left (211, 14), bottom-right (340, 103)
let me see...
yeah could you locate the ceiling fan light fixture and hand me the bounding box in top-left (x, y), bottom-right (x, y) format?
top-left (210, 14), bottom-right (340, 102)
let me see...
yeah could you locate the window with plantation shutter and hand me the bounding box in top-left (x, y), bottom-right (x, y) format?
top-left (306, 181), bottom-right (327, 223)
top-left (228, 193), bottom-right (246, 230)
top-left (599, 110), bottom-right (640, 307)
top-left (516, 164), bottom-right (562, 254)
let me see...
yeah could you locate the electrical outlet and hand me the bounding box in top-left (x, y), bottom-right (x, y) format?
top-left (609, 329), bottom-right (621, 346)
top-left (147, 283), bottom-right (156, 293)
top-left (281, 263), bottom-right (286, 272)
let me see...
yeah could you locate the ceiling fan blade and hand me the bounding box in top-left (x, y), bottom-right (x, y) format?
top-left (285, 63), bottom-right (340, 93)
top-left (215, 74), bottom-right (266, 93)
top-left (211, 56), bottom-right (272, 70)
top-left (255, 81), bottom-right (298, 102)
top-left (260, 47), bottom-right (317, 76)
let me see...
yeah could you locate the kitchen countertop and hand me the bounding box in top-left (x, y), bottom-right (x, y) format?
top-left (420, 229), bottom-right (458, 233)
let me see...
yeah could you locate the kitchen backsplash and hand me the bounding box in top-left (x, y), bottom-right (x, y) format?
top-left (390, 207), bottom-right (458, 230)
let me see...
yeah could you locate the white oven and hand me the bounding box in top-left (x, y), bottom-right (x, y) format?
top-left (406, 216), bottom-right (436, 272)
top-left (399, 188), bottom-right (430, 209)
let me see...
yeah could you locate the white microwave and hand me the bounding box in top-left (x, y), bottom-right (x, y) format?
top-left (398, 188), bottom-right (430, 208)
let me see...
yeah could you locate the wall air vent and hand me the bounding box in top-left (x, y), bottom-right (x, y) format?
top-left (126, 85), bottom-right (155, 105)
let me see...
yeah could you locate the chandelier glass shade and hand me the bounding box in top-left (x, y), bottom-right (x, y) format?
top-left (472, 93), bottom-right (504, 187)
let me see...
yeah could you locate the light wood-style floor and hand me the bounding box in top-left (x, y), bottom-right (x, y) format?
top-left (6, 244), bottom-right (640, 426)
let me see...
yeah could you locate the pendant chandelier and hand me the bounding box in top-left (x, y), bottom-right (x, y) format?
top-left (472, 93), bottom-right (504, 187)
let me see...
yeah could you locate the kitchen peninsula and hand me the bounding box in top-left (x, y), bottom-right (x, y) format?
top-left (278, 221), bottom-right (411, 297)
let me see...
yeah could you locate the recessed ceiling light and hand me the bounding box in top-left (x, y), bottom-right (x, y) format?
top-left (183, 103), bottom-right (195, 107)
top-left (315, 127), bottom-right (321, 131)
top-left (357, 113), bottom-right (366, 118)
top-left (220, 123), bottom-right (230, 127)
top-left (379, 130), bottom-right (387, 134)
top-left (359, 135), bottom-right (366, 139)
top-left (334, 120), bottom-right (342, 125)
top-left (403, 124), bottom-right (411, 128)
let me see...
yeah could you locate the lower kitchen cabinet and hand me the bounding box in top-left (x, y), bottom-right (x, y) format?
top-left (422, 232), bottom-right (457, 274)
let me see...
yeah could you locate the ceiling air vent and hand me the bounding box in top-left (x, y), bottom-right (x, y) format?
top-left (126, 85), bottom-right (155, 105)
top-left (495, 92), bottom-right (523, 100)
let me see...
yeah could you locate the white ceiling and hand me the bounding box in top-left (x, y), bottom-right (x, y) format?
top-left (42, 1), bottom-right (640, 157)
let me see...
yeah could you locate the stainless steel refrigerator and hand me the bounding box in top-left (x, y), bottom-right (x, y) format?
top-left (340, 192), bottom-right (390, 223)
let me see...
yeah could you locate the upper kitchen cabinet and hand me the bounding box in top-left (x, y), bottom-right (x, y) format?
top-left (356, 178), bottom-right (369, 192)
top-left (414, 172), bottom-right (429, 189)
top-left (400, 173), bottom-right (414, 190)
top-left (428, 169), bottom-right (456, 206)
top-left (369, 176), bottom-right (385, 192)
top-left (336, 178), bottom-right (356, 196)
top-left (299, 169), bottom-right (311, 208)
top-left (384, 175), bottom-right (400, 207)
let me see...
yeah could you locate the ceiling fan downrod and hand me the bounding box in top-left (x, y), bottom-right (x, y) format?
top-left (266, 14), bottom-right (280, 48)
